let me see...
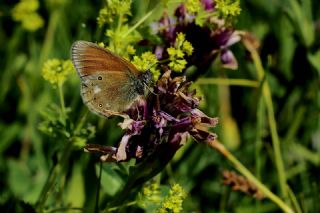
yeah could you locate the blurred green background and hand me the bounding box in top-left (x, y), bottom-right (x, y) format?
top-left (0, 0), bottom-right (319, 212)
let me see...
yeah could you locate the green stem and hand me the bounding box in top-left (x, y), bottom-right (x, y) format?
top-left (58, 83), bottom-right (67, 121)
top-left (46, 207), bottom-right (84, 213)
top-left (39, 9), bottom-right (60, 65)
top-left (196, 78), bottom-right (259, 87)
top-left (208, 140), bottom-right (294, 213)
top-left (105, 201), bottom-right (137, 212)
top-left (245, 41), bottom-right (288, 199)
top-left (122, 9), bottom-right (154, 38)
top-left (95, 162), bottom-right (102, 213)
top-left (74, 110), bottom-right (88, 134)
top-left (287, 185), bottom-right (303, 213)
top-left (36, 142), bottom-right (73, 212)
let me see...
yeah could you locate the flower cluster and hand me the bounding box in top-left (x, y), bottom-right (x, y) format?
top-left (85, 70), bottom-right (218, 163)
top-left (215, 0), bottom-right (241, 17)
top-left (136, 181), bottom-right (161, 208)
top-left (152, 0), bottom-right (241, 76)
top-left (42, 59), bottom-right (74, 87)
top-left (167, 33), bottom-right (194, 72)
top-left (96, 0), bottom-right (141, 58)
top-left (158, 184), bottom-right (187, 213)
top-left (97, 0), bottom-right (132, 27)
top-left (12, 0), bottom-right (44, 32)
top-left (131, 52), bottom-right (160, 81)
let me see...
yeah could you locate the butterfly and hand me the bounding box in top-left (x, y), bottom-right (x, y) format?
top-left (71, 41), bottom-right (153, 118)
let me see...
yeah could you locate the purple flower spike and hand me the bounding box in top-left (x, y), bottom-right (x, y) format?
top-left (114, 70), bottom-right (218, 161)
top-left (220, 48), bottom-right (238, 70)
top-left (157, 12), bottom-right (177, 44)
top-left (151, 3), bottom-right (241, 74)
top-left (85, 70), bottom-right (218, 163)
top-left (175, 4), bottom-right (187, 21)
top-left (201, 0), bottom-right (215, 11)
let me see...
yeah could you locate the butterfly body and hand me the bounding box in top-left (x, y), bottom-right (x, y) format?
top-left (71, 41), bottom-right (153, 117)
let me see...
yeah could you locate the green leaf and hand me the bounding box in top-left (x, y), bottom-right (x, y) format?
top-left (66, 164), bottom-right (85, 207)
top-left (98, 164), bottom-right (124, 196)
top-left (307, 50), bottom-right (320, 76)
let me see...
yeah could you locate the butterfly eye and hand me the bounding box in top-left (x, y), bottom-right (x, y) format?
top-left (98, 76), bottom-right (102, 80)
top-left (99, 103), bottom-right (103, 107)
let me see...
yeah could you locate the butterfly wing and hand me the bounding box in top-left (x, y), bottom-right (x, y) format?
top-left (71, 41), bottom-right (141, 117)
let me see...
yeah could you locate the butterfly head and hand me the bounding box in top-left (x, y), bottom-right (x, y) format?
top-left (136, 70), bottom-right (154, 96)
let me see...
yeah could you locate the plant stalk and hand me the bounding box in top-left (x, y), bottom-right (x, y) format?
top-left (208, 140), bottom-right (294, 213)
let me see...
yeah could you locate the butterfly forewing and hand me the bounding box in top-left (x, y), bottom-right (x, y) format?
top-left (71, 41), bottom-right (142, 117)
top-left (71, 41), bottom-right (139, 77)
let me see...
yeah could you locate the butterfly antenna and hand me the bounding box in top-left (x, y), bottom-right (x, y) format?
top-left (144, 83), bottom-right (156, 95)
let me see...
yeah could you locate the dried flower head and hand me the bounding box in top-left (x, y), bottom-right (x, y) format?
top-left (223, 170), bottom-right (265, 200)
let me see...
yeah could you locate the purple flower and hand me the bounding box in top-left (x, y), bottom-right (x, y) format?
top-left (151, 2), bottom-right (241, 75)
top-left (201, 0), bottom-right (215, 11)
top-left (84, 70), bottom-right (218, 163)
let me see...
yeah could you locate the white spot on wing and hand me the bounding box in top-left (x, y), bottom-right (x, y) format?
top-left (94, 86), bottom-right (101, 94)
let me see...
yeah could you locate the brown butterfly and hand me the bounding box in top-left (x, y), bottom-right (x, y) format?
top-left (71, 41), bottom-right (153, 118)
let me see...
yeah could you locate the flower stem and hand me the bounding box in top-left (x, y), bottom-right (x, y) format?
top-left (105, 201), bottom-right (137, 212)
top-left (39, 9), bottom-right (60, 65)
top-left (122, 9), bottom-right (154, 38)
top-left (243, 38), bottom-right (288, 199)
top-left (208, 140), bottom-right (294, 213)
top-left (36, 142), bottom-right (73, 212)
top-left (58, 83), bottom-right (66, 121)
top-left (196, 78), bottom-right (259, 87)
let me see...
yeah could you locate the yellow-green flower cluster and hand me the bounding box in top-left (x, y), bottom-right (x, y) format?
top-left (215, 0), bottom-right (241, 17)
top-left (126, 45), bottom-right (136, 55)
top-left (167, 33), bottom-right (194, 72)
top-left (105, 24), bottom-right (141, 57)
top-left (132, 52), bottom-right (160, 81)
top-left (97, 0), bottom-right (132, 27)
top-left (138, 181), bottom-right (161, 207)
top-left (42, 59), bottom-right (74, 87)
top-left (185, 0), bottom-right (202, 14)
top-left (12, 0), bottom-right (44, 32)
top-left (157, 184), bottom-right (187, 213)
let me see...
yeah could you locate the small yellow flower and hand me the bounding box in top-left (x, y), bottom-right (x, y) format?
top-left (138, 181), bottom-right (161, 208)
top-left (185, 0), bottom-right (202, 14)
top-left (167, 47), bottom-right (176, 58)
top-left (182, 40), bottom-right (194, 56)
top-left (132, 52), bottom-right (158, 71)
top-left (42, 59), bottom-right (74, 87)
top-left (176, 32), bottom-right (186, 47)
top-left (126, 45), bottom-right (136, 55)
top-left (12, 0), bottom-right (44, 32)
top-left (215, 0), bottom-right (241, 17)
top-left (98, 42), bottom-right (105, 48)
top-left (97, 0), bottom-right (132, 27)
top-left (132, 52), bottom-right (160, 81)
top-left (157, 184), bottom-right (187, 213)
top-left (21, 13), bottom-right (44, 32)
top-left (169, 59), bottom-right (187, 72)
top-left (166, 33), bottom-right (193, 72)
